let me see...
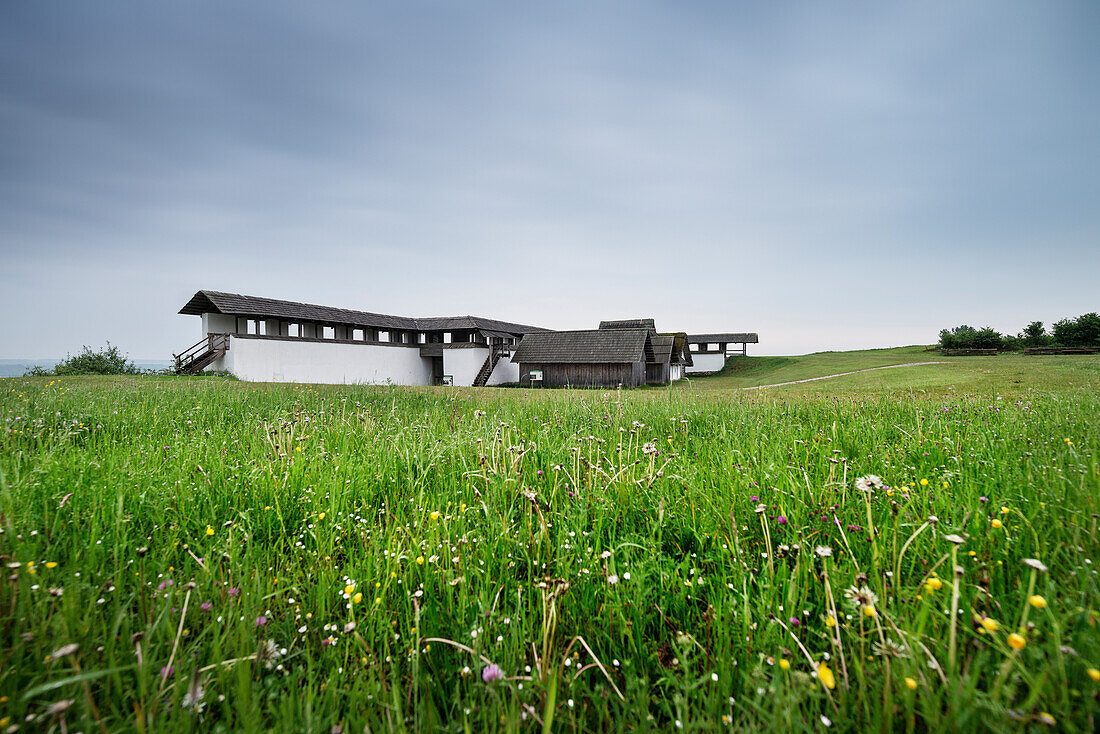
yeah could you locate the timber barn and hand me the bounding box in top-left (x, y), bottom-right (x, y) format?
top-left (176, 289), bottom-right (752, 387)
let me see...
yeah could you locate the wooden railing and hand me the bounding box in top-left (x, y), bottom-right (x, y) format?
top-left (174, 333), bottom-right (231, 372)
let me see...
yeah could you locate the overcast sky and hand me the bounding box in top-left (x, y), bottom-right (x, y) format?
top-left (1, 1), bottom-right (1097, 359)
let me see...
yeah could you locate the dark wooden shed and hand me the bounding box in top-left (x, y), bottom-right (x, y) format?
top-left (511, 329), bottom-right (655, 388)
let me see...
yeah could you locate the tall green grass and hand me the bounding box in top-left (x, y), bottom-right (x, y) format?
top-left (1, 376), bottom-right (1098, 732)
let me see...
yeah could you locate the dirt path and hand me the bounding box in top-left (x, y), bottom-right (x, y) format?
top-left (740, 362), bottom-right (948, 390)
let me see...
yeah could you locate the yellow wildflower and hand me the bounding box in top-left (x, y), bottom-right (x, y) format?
top-left (344, 584), bottom-right (355, 596)
top-left (925, 577), bottom-right (943, 592)
top-left (825, 615), bottom-right (837, 628)
top-left (353, 592), bottom-right (363, 604)
top-left (862, 604), bottom-right (876, 617)
top-left (430, 511), bottom-right (440, 521)
top-left (920, 478), bottom-right (928, 486)
top-left (206, 526), bottom-right (215, 536)
top-left (980, 617), bottom-right (999, 633)
top-left (1007, 633), bottom-right (1026, 650)
top-left (1028, 595), bottom-right (1046, 609)
top-left (905, 677), bottom-right (918, 690)
top-left (990, 518), bottom-right (1002, 529)
top-left (1087, 668), bottom-right (1100, 682)
top-left (817, 662), bottom-right (836, 689)
top-left (416, 556), bottom-right (424, 565)
top-left (45, 562), bottom-right (57, 569)
top-left (779, 659), bottom-right (790, 671)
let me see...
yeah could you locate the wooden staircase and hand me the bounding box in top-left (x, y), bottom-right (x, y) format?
top-left (472, 344), bottom-right (506, 387)
top-left (175, 333), bottom-right (230, 374)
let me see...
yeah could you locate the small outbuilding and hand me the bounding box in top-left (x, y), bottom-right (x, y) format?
top-left (510, 329), bottom-right (656, 388)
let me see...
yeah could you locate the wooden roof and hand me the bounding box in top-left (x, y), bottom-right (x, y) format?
top-left (687, 333), bottom-right (759, 344)
top-left (649, 335), bottom-right (674, 364)
top-left (179, 290), bottom-right (548, 335)
top-left (599, 318), bottom-right (656, 331)
top-left (662, 332), bottom-right (693, 366)
top-left (511, 329), bottom-right (653, 364)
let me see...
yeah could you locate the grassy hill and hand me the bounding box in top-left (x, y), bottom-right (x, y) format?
top-left (676, 345), bottom-right (1100, 395)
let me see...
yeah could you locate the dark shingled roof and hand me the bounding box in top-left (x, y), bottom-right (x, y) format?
top-left (599, 318), bottom-right (656, 331)
top-left (649, 335), bottom-right (674, 364)
top-left (664, 333), bottom-right (693, 366)
top-left (511, 329), bottom-right (653, 364)
top-left (687, 333), bottom-right (759, 344)
top-left (179, 290), bottom-right (548, 335)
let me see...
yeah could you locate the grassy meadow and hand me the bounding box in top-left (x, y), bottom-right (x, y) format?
top-left (1, 351), bottom-right (1098, 732)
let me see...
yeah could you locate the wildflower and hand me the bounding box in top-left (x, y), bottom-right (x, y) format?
top-left (1022, 558), bottom-right (1048, 572)
top-left (200, 602), bottom-right (213, 612)
top-left (817, 662), bottom-right (836, 689)
top-left (1007, 633), bottom-right (1026, 650)
top-left (779, 658), bottom-right (790, 670)
top-left (814, 546), bottom-right (832, 558)
top-left (482, 663), bottom-right (503, 683)
top-left (1038, 712), bottom-right (1055, 726)
top-left (318, 513), bottom-right (326, 520)
top-left (925, 577), bottom-right (943, 592)
top-left (905, 677), bottom-right (918, 690)
top-left (1000, 506), bottom-right (1009, 514)
top-left (344, 584), bottom-right (355, 596)
top-left (205, 526), bottom-right (215, 536)
top-left (45, 562), bottom-right (57, 569)
top-left (228, 587), bottom-right (240, 597)
top-left (1087, 668), bottom-right (1100, 682)
top-left (255, 615), bottom-right (268, 627)
top-left (182, 677), bottom-right (205, 712)
top-left (844, 585), bottom-right (878, 611)
top-left (50, 643), bottom-right (79, 659)
top-left (990, 518), bottom-right (1003, 529)
top-left (919, 478), bottom-right (928, 486)
top-left (353, 592), bottom-right (363, 604)
top-left (607, 574), bottom-right (619, 585)
top-left (1029, 595), bottom-right (1047, 609)
top-left (416, 556), bottom-right (424, 565)
top-left (825, 615), bottom-right (837, 628)
top-left (776, 516), bottom-right (788, 526)
top-left (862, 604), bottom-right (876, 617)
top-left (942, 533), bottom-right (965, 544)
top-left (855, 475), bottom-right (885, 493)
top-left (430, 511), bottom-right (440, 521)
top-left (979, 617), bottom-right (999, 633)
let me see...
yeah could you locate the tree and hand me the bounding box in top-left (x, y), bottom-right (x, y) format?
top-left (1019, 321), bottom-right (1050, 347)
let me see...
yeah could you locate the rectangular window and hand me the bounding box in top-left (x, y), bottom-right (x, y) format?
top-left (289, 323), bottom-right (300, 338)
top-left (323, 326), bottom-right (335, 339)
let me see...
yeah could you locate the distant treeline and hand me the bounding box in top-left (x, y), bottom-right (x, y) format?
top-left (938, 313), bottom-right (1100, 351)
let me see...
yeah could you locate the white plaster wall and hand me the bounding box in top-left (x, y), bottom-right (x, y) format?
top-left (487, 353), bottom-right (520, 385)
top-left (442, 347), bottom-right (490, 387)
top-left (201, 312), bottom-right (236, 335)
top-left (217, 337), bottom-right (433, 385)
top-left (685, 353), bottom-right (728, 374)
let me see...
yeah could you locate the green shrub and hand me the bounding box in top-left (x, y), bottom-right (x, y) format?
top-left (25, 343), bottom-right (141, 377)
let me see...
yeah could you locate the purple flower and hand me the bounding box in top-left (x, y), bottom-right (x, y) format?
top-left (979, 496), bottom-right (988, 503)
top-left (254, 615), bottom-right (267, 627)
top-left (789, 617), bottom-right (800, 628)
top-left (200, 602), bottom-right (213, 612)
top-left (160, 665), bottom-right (175, 678)
top-left (482, 663), bottom-right (503, 683)
top-left (777, 516), bottom-right (788, 526)
top-left (228, 587), bottom-right (239, 597)
top-left (750, 496), bottom-right (759, 503)
top-left (537, 470), bottom-right (544, 476)
top-left (157, 579), bottom-right (174, 591)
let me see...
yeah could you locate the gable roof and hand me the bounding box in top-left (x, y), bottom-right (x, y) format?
top-left (511, 329), bottom-right (652, 364)
top-left (687, 333), bottom-right (759, 344)
top-left (649, 335), bottom-right (674, 364)
top-left (664, 332), bottom-right (693, 366)
top-left (179, 290), bottom-right (548, 335)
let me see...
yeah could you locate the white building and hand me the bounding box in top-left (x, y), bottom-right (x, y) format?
top-left (177, 290), bottom-right (756, 386)
top-left (684, 333), bottom-right (759, 374)
top-left (177, 290), bottom-right (546, 386)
